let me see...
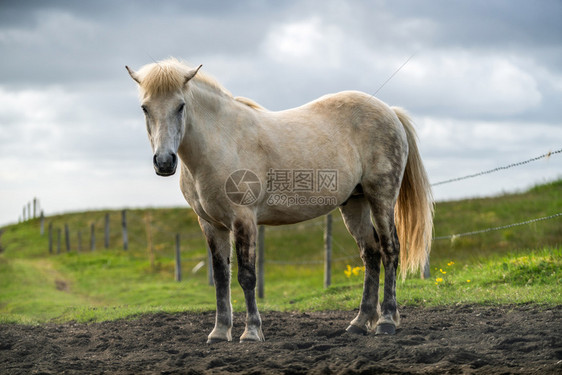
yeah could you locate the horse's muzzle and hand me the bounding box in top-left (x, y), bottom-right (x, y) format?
top-left (153, 152), bottom-right (177, 176)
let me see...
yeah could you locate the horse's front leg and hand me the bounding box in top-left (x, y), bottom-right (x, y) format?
top-left (233, 218), bottom-right (264, 342)
top-left (199, 218), bottom-right (233, 343)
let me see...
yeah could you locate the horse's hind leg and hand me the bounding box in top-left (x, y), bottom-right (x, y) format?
top-left (366, 189), bottom-right (401, 335)
top-left (340, 196), bottom-right (382, 334)
top-left (233, 218), bottom-right (265, 342)
top-left (199, 218), bottom-right (233, 343)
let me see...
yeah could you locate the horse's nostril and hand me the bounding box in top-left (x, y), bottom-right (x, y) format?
top-left (153, 152), bottom-right (177, 176)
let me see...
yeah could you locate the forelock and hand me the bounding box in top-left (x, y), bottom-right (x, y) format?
top-left (137, 59), bottom-right (187, 96)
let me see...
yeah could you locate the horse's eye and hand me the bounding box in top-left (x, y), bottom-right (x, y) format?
top-left (141, 105), bottom-right (148, 115)
top-left (177, 103), bottom-right (185, 114)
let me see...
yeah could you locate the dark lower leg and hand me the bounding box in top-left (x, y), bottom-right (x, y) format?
top-left (234, 220), bottom-right (264, 342)
top-left (377, 230), bottom-right (400, 335)
top-left (381, 258), bottom-right (398, 317)
top-left (348, 242), bottom-right (381, 333)
top-left (199, 219), bottom-right (232, 344)
top-left (208, 249), bottom-right (233, 343)
top-left (339, 199), bottom-right (383, 334)
top-left (239, 267), bottom-right (262, 334)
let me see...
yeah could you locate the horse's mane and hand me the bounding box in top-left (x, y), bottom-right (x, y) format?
top-left (137, 58), bottom-right (264, 110)
top-left (136, 58), bottom-right (227, 95)
top-left (234, 96), bottom-right (265, 110)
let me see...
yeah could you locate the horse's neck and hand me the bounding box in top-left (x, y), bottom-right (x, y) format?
top-left (179, 84), bottom-right (257, 175)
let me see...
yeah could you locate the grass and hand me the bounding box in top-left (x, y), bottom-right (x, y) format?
top-left (431, 179), bottom-right (562, 263)
top-left (0, 180), bottom-right (560, 324)
top-left (399, 246), bottom-right (561, 305)
top-left (0, 257), bottom-right (97, 323)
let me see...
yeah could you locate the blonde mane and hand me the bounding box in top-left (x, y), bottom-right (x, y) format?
top-left (136, 58), bottom-right (264, 110)
top-left (235, 96), bottom-right (265, 110)
top-left (135, 58), bottom-right (228, 96)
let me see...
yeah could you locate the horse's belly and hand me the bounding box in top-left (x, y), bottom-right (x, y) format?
top-left (257, 191), bottom-right (345, 225)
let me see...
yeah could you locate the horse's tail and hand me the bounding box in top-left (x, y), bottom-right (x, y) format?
top-left (392, 107), bottom-right (434, 279)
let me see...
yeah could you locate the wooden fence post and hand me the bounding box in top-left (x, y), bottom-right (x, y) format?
top-left (48, 222), bottom-right (53, 254)
top-left (144, 212), bottom-right (155, 270)
top-left (122, 210), bottom-right (128, 250)
top-left (421, 254), bottom-right (431, 279)
top-left (104, 213), bottom-right (110, 249)
top-left (57, 228), bottom-right (61, 254)
top-left (257, 225), bottom-right (265, 299)
top-left (324, 213), bottom-right (333, 288)
top-left (40, 211), bottom-right (45, 235)
top-left (64, 224), bottom-right (70, 252)
top-left (175, 234), bottom-right (181, 282)
top-left (33, 198), bottom-right (37, 219)
top-left (90, 223), bottom-right (95, 251)
top-left (207, 245), bottom-right (214, 286)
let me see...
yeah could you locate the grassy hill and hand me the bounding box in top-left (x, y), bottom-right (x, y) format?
top-left (0, 180), bottom-right (560, 323)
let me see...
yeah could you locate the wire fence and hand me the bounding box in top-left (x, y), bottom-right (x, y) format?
top-left (433, 213), bottom-right (562, 241)
top-left (16, 147), bottom-right (562, 287)
top-left (431, 148), bottom-right (561, 186)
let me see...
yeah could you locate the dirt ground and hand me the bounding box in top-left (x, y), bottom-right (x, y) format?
top-left (1, 304), bottom-right (561, 374)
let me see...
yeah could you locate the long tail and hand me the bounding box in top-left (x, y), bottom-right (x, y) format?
top-left (392, 107), bottom-right (434, 279)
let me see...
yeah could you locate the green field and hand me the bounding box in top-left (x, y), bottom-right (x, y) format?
top-left (0, 180), bottom-right (560, 324)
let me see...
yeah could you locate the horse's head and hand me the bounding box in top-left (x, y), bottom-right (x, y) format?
top-left (126, 61), bottom-right (202, 176)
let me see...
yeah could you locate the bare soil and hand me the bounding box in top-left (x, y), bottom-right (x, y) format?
top-left (1, 304), bottom-right (561, 374)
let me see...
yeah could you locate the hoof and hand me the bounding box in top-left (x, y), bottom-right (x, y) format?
top-left (346, 324), bottom-right (367, 335)
top-left (375, 323), bottom-right (396, 335)
top-left (207, 337), bottom-right (229, 344)
top-left (240, 328), bottom-right (265, 343)
top-left (207, 329), bottom-right (232, 344)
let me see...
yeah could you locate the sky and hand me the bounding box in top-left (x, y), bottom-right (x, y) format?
top-left (0, 0), bottom-right (561, 226)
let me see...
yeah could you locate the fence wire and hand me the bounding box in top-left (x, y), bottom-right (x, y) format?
top-left (431, 148), bottom-right (561, 186)
top-left (433, 212), bottom-right (562, 241)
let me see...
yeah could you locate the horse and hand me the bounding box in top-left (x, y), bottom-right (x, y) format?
top-left (126, 58), bottom-right (433, 343)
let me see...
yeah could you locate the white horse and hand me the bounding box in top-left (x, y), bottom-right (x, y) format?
top-left (126, 58), bottom-right (433, 343)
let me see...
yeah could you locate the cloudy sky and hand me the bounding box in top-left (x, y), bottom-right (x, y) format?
top-left (1, 0), bottom-right (561, 226)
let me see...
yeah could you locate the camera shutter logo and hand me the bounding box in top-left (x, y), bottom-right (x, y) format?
top-left (225, 169), bottom-right (262, 205)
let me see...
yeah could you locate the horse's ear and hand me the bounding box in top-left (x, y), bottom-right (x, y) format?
top-left (184, 64), bottom-right (202, 85)
top-left (126, 66), bottom-right (141, 84)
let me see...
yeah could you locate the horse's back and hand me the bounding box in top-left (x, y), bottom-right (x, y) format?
top-left (299, 91), bottom-right (409, 188)
top-left (266, 90), bottom-right (407, 160)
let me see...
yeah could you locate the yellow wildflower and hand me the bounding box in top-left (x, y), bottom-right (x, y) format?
top-left (435, 277), bottom-right (443, 283)
top-left (440, 269), bottom-right (447, 274)
top-left (447, 261), bottom-right (455, 266)
top-left (344, 265), bottom-right (352, 278)
top-left (466, 279), bottom-right (471, 283)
